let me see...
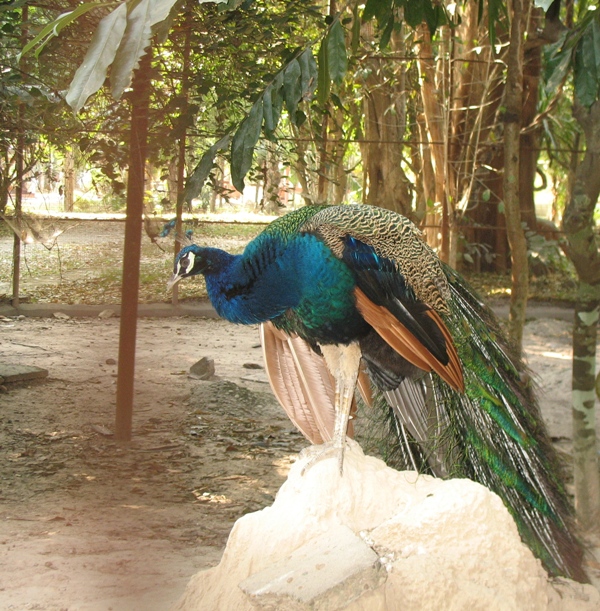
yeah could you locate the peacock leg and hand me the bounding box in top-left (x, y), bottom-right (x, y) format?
top-left (301, 342), bottom-right (361, 474)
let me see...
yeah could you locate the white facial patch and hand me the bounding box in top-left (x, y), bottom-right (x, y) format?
top-left (179, 252), bottom-right (195, 276)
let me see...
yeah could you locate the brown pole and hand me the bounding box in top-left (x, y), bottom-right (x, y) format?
top-left (172, 10), bottom-right (192, 306)
top-left (171, 135), bottom-right (186, 306)
top-left (115, 48), bottom-right (153, 441)
top-left (12, 126), bottom-right (23, 308)
top-left (12, 5), bottom-right (27, 308)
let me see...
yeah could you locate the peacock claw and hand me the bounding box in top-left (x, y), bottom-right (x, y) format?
top-left (299, 439), bottom-right (350, 476)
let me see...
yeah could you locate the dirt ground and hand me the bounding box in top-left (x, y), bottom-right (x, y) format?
top-left (0, 314), bottom-right (307, 610)
top-left (1, 311), bottom-right (599, 610)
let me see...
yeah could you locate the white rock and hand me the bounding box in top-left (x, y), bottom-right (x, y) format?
top-left (172, 440), bottom-right (600, 611)
top-left (98, 309), bottom-right (116, 319)
top-left (239, 523), bottom-right (382, 609)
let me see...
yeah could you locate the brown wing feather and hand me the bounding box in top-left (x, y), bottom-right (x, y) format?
top-left (354, 288), bottom-right (464, 392)
top-left (425, 309), bottom-right (464, 392)
top-left (357, 364), bottom-right (374, 409)
top-left (261, 322), bottom-right (358, 443)
top-left (260, 322), bottom-right (330, 443)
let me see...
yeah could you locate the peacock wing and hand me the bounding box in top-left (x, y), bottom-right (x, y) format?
top-left (354, 287), bottom-right (463, 392)
top-left (301, 205), bottom-right (463, 392)
top-left (260, 322), bottom-right (347, 443)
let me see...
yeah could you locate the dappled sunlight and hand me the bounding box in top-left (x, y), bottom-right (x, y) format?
top-left (489, 287), bottom-right (511, 297)
top-left (541, 351), bottom-right (571, 360)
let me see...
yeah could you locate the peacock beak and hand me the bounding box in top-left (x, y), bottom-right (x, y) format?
top-left (167, 273), bottom-right (182, 291)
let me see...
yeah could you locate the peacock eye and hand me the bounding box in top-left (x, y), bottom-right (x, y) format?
top-left (182, 252), bottom-right (195, 275)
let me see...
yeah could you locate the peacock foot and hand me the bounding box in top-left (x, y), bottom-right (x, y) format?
top-left (299, 439), bottom-right (352, 476)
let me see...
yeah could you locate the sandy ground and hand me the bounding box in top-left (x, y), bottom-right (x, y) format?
top-left (0, 311), bottom-right (599, 610)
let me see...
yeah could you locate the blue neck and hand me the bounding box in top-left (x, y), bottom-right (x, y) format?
top-left (201, 246), bottom-right (301, 325)
top-left (194, 234), bottom-right (360, 341)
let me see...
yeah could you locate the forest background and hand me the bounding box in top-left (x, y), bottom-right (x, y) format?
top-left (1, 0), bottom-right (600, 532)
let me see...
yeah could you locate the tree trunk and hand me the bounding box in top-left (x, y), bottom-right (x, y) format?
top-left (171, 9), bottom-right (191, 306)
top-left (63, 148), bottom-right (75, 212)
top-left (502, 0), bottom-right (529, 355)
top-left (292, 123), bottom-right (318, 206)
top-left (263, 141), bottom-right (282, 214)
top-left (418, 24), bottom-right (452, 260)
top-left (167, 159), bottom-right (178, 210)
top-left (414, 110), bottom-right (435, 224)
top-left (571, 302), bottom-right (600, 530)
top-left (562, 99), bottom-right (600, 530)
top-left (361, 27), bottom-right (413, 217)
top-left (519, 8), bottom-right (545, 235)
top-left (329, 104), bottom-right (347, 206)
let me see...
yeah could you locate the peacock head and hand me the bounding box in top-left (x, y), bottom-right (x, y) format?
top-left (167, 245), bottom-right (207, 290)
top-left (167, 245), bottom-right (232, 290)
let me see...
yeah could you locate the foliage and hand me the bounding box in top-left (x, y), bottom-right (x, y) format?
top-left (526, 231), bottom-right (573, 275)
top-left (24, 0), bottom-right (503, 213)
top-left (0, 5), bottom-right (74, 214)
top-left (544, 8), bottom-right (600, 108)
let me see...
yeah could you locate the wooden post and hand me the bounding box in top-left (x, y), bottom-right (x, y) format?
top-left (11, 5), bottom-right (27, 308)
top-left (172, 9), bottom-right (192, 306)
top-left (115, 49), bottom-right (152, 441)
top-left (12, 122), bottom-right (23, 308)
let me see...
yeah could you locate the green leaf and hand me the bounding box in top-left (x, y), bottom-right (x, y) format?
top-left (317, 37), bottom-right (330, 105)
top-left (184, 135), bottom-right (231, 203)
top-left (231, 98), bottom-right (263, 193)
top-left (65, 3), bottom-right (128, 114)
top-left (424, 2), bottom-right (446, 36)
top-left (363, 0), bottom-right (392, 27)
top-left (283, 58), bottom-right (302, 122)
top-left (298, 48), bottom-right (317, 100)
top-left (487, 0), bottom-right (504, 48)
top-left (327, 20), bottom-right (347, 86)
top-left (111, 0), bottom-right (180, 99)
top-left (544, 33), bottom-right (572, 93)
top-left (592, 17), bottom-right (600, 65)
top-left (263, 71), bottom-right (284, 138)
top-left (404, 0), bottom-right (425, 29)
top-left (295, 109), bottom-right (306, 127)
top-left (379, 14), bottom-right (394, 49)
top-left (19, 2), bottom-right (109, 61)
top-left (0, 0), bottom-right (28, 13)
top-left (574, 22), bottom-right (600, 107)
top-left (263, 84), bottom-right (276, 135)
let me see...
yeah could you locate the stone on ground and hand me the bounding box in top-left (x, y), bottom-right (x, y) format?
top-left (0, 363), bottom-right (48, 383)
top-left (189, 357), bottom-right (215, 380)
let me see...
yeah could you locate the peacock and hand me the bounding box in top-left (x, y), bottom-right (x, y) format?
top-left (168, 204), bottom-right (587, 583)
